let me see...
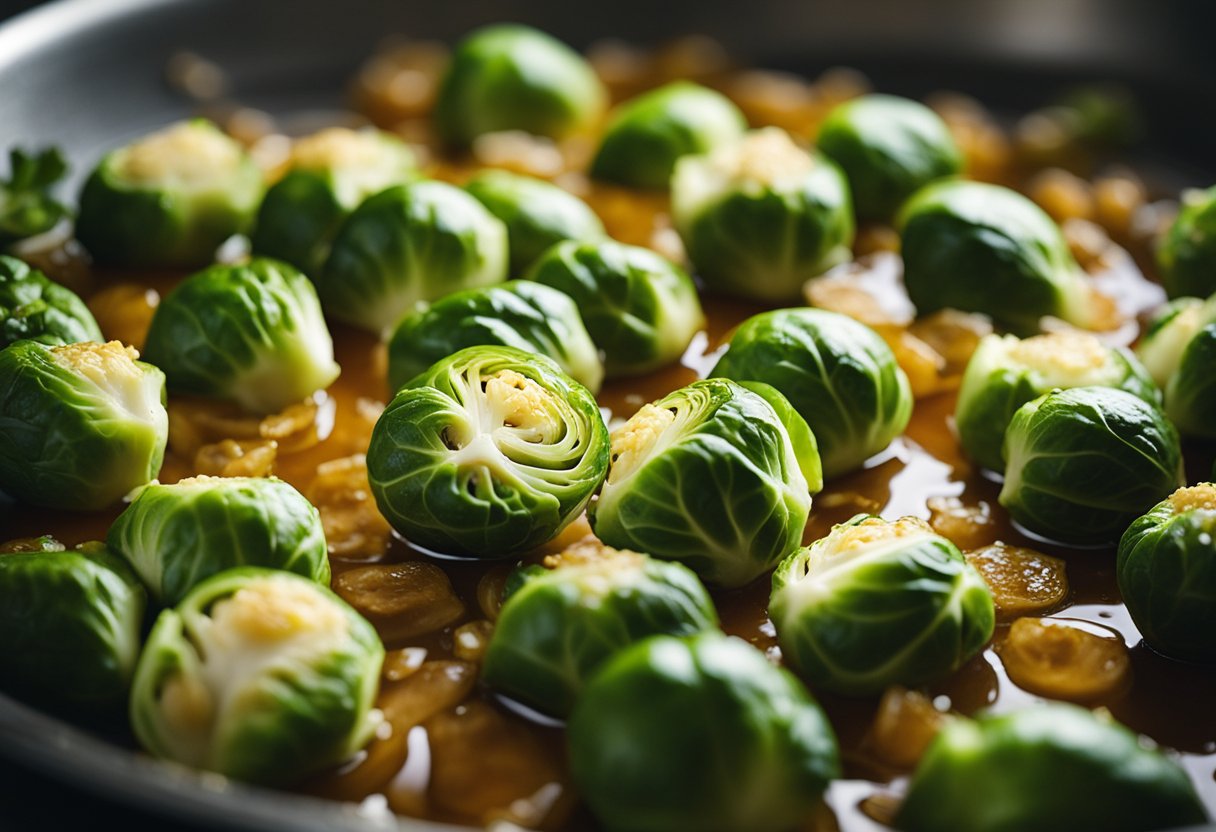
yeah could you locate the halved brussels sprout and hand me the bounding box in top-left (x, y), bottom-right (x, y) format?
top-left (142, 258), bottom-right (340, 414)
top-left (75, 120), bottom-right (263, 269)
top-left (898, 180), bottom-right (1097, 332)
top-left (590, 81), bottom-right (748, 190)
top-left (434, 24), bottom-right (606, 147)
top-left (464, 169), bottom-right (606, 275)
top-left (1135, 292), bottom-right (1216, 438)
top-left (770, 515), bottom-right (994, 695)
top-left (0, 254), bottom-right (102, 348)
top-left (107, 475), bottom-right (330, 607)
top-left (999, 387), bottom-right (1184, 546)
top-left (524, 240), bottom-right (703, 377)
top-left (816, 94), bottom-right (963, 221)
top-left (0, 340), bottom-right (167, 510)
top-left (895, 703), bottom-right (1207, 832)
top-left (1117, 484), bottom-right (1216, 662)
top-left (956, 331), bottom-right (1160, 472)
top-left (589, 378), bottom-right (821, 588)
top-left (387, 280), bottom-right (603, 393)
top-left (251, 128), bottom-right (417, 275)
top-left (568, 633), bottom-right (840, 832)
top-left (0, 540), bottom-right (145, 715)
top-left (319, 181), bottom-right (508, 335)
top-left (482, 543), bottom-right (718, 717)
top-left (367, 345), bottom-right (610, 558)
top-left (710, 307), bottom-right (912, 479)
top-left (129, 567), bottom-right (383, 786)
top-left (1157, 185), bottom-right (1216, 299)
top-left (672, 127), bottom-right (854, 301)
top-left (0, 146), bottom-right (71, 247)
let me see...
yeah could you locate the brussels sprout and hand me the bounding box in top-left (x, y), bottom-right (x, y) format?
top-left (251, 128), bottom-right (417, 275)
top-left (1117, 484), bottom-right (1216, 661)
top-left (524, 240), bottom-right (703, 377)
top-left (672, 128), bottom-right (854, 301)
top-left (956, 331), bottom-right (1160, 473)
top-left (0, 340), bottom-right (167, 510)
top-left (895, 703), bottom-right (1207, 832)
top-left (1157, 185), bottom-right (1216, 299)
top-left (434, 24), bottom-right (606, 147)
top-left (75, 120), bottom-right (263, 269)
top-left (999, 387), bottom-right (1183, 546)
top-left (142, 258), bottom-right (340, 414)
top-left (816, 94), bottom-right (962, 221)
top-left (0, 540), bottom-right (145, 715)
top-left (129, 568), bottom-right (383, 786)
top-left (568, 633), bottom-right (839, 832)
top-left (367, 345), bottom-right (609, 558)
top-left (1135, 292), bottom-right (1216, 438)
top-left (0, 146), bottom-right (71, 247)
top-left (898, 180), bottom-right (1097, 332)
top-left (319, 181), bottom-right (508, 335)
top-left (591, 81), bottom-right (748, 190)
top-left (482, 544), bottom-right (718, 717)
top-left (770, 515), bottom-right (993, 695)
top-left (387, 280), bottom-right (603, 393)
top-left (0, 255), bottom-right (102, 348)
top-left (108, 476), bottom-right (330, 607)
top-left (464, 169), bottom-right (606, 275)
top-left (710, 307), bottom-right (912, 479)
top-left (589, 378), bottom-right (821, 588)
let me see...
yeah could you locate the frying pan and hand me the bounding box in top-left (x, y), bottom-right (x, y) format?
top-left (2, 0), bottom-right (1215, 828)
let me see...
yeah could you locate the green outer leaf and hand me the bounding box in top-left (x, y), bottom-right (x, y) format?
top-left (897, 179), bottom-right (1089, 332)
top-left (482, 554), bottom-right (718, 717)
top-left (0, 147), bottom-right (71, 246)
top-left (129, 567), bottom-right (383, 786)
top-left (816, 94), bottom-right (962, 221)
top-left (1157, 184), bottom-right (1216, 300)
top-left (0, 254), bottom-right (102, 348)
top-left (673, 149), bottom-right (854, 302)
top-left (1164, 323), bottom-right (1216, 438)
top-left (999, 386), bottom-right (1184, 546)
top-left (1117, 495), bottom-right (1216, 661)
top-left (524, 239), bottom-right (704, 377)
top-left (712, 307), bottom-right (911, 479)
top-left (0, 340), bottom-right (167, 510)
top-left (590, 81), bottom-right (747, 190)
top-left (0, 542), bottom-right (146, 714)
top-left (141, 257), bottom-right (340, 414)
top-left (896, 703), bottom-right (1207, 832)
top-left (367, 344), bottom-right (610, 558)
top-left (956, 334), bottom-right (1160, 473)
top-left (433, 23), bottom-right (606, 147)
top-left (464, 169), bottom-right (606, 275)
top-left (320, 181), bottom-right (508, 334)
top-left (590, 378), bottom-right (814, 588)
top-left (769, 515), bottom-right (994, 695)
top-left (567, 633), bottom-right (840, 832)
top-left (74, 123), bottom-right (263, 269)
top-left (387, 280), bottom-right (603, 393)
top-left (107, 476), bottom-right (330, 607)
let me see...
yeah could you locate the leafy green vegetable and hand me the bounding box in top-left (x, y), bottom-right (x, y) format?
top-left (0, 340), bottom-right (166, 510)
top-left (129, 568), bottom-right (383, 786)
top-left (0, 254), bottom-right (102, 348)
top-left (1157, 185), bottom-right (1216, 299)
top-left (108, 475), bottom-right (330, 607)
top-left (367, 345), bottom-right (610, 558)
top-left (1135, 291), bottom-right (1216, 438)
top-left (711, 307), bottom-right (912, 478)
top-left (590, 378), bottom-right (821, 588)
top-left (0, 147), bottom-right (71, 247)
top-left (770, 514), bottom-right (994, 695)
top-left (568, 633), bottom-right (840, 832)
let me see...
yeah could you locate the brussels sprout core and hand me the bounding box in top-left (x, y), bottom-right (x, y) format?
top-left (114, 122), bottom-right (244, 187)
top-left (0, 339), bottom-right (167, 510)
top-left (607, 403), bottom-right (676, 484)
top-left (289, 128), bottom-right (413, 207)
top-left (770, 514), bottom-right (995, 695)
top-left (676, 128), bottom-right (816, 216)
top-left (1137, 297), bottom-right (1206, 386)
